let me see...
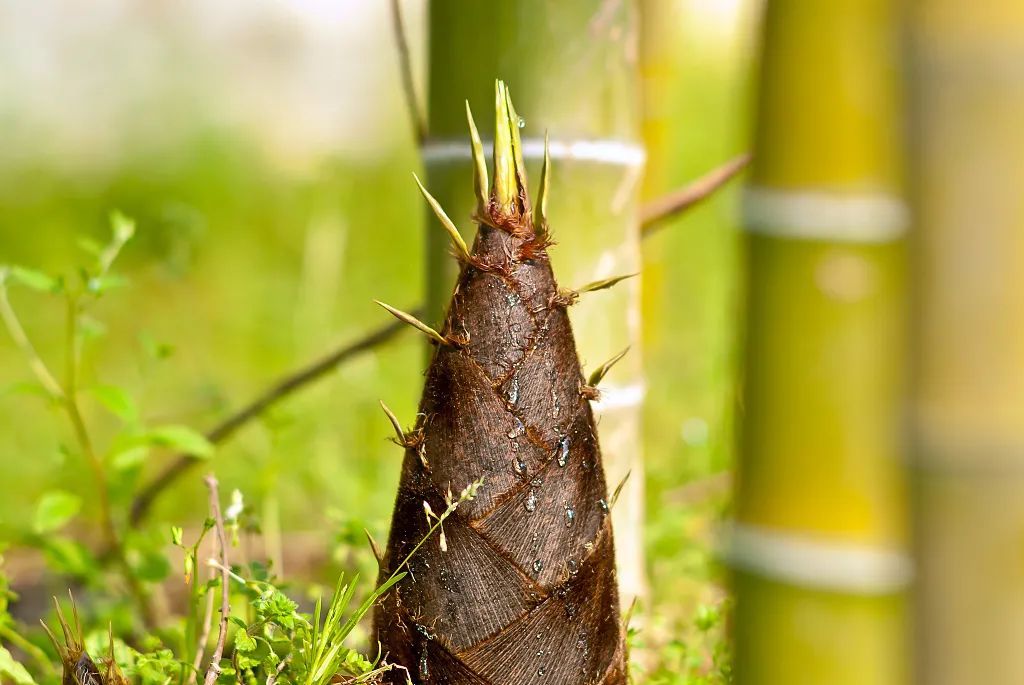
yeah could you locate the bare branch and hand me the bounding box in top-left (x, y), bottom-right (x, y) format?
top-left (640, 153), bottom-right (751, 236)
top-left (389, 0), bottom-right (426, 145)
top-left (202, 474), bottom-right (231, 685)
top-left (129, 314), bottom-right (412, 525)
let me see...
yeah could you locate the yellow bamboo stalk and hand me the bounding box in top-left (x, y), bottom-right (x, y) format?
top-left (908, 2), bottom-right (1024, 683)
top-left (424, 1), bottom-right (647, 605)
top-left (733, 0), bottom-right (909, 683)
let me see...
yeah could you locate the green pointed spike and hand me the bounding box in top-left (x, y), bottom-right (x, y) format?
top-left (577, 272), bottom-right (638, 295)
top-left (588, 346), bottom-right (631, 387)
top-left (379, 400), bottom-right (406, 445)
top-left (493, 81), bottom-right (516, 210)
top-left (375, 300), bottom-right (448, 346)
top-left (504, 85), bottom-right (529, 210)
top-left (534, 130), bottom-right (551, 231)
top-left (413, 173), bottom-right (471, 262)
top-left (465, 101), bottom-right (489, 214)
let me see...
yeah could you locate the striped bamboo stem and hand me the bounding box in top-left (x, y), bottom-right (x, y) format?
top-left (423, 0), bottom-right (646, 604)
top-left (908, 2), bottom-right (1024, 683)
top-left (733, 0), bottom-right (909, 683)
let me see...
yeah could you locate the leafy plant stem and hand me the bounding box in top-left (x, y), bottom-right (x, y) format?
top-left (0, 282), bottom-right (63, 399)
top-left (0, 623), bottom-right (56, 676)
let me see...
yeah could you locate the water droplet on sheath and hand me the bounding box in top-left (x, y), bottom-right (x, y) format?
top-left (598, 498), bottom-right (609, 514)
top-left (556, 437), bottom-right (570, 467)
top-left (532, 559), bottom-right (544, 574)
top-left (525, 490), bottom-right (537, 512)
top-left (518, 116), bottom-right (527, 129)
top-left (506, 378), bottom-right (520, 406)
top-left (564, 504), bottom-right (575, 527)
top-left (514, 456), bottom-right (527, 475)
top-left (419, 653), bottom-right (429, 679)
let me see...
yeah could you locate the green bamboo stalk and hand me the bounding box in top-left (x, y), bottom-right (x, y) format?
top-left (908, 3), bottom-right (1024, 683)
top-left (733, 0), bottom-right (909, 683)
top-left (424, 0), bottom-right (646, 604)
top-left (637, 0), bottom-right (750, 629)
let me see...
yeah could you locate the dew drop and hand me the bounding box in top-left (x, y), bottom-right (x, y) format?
top-left (419, 653), bottom-right (429, 680)
top-left (506, 378), bottom-right (520, 406)
top-left (507, 417), bottom-right (525, 439)
top-left (564, 504), bottom-right (576, 527)
top-left (598, 498), bottom-right (609, 514)
top-left (556, 436), bottom-right (570, 467)
top-left (532, 559), bottom-right (544, 574)
top-left (518, 116), bottom-right (527, 129)
top-left (514, 456), bottom-right (527, 475)
top-left (567, 559), bottom-right (579, 575)
top-left (525, 490), bottom-right (537, 512)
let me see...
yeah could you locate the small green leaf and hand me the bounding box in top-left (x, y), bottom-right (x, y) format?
top-left (110, 445), bottom-right (149, 471)
top-left (7, 266), bottom-right (61, 293)
top-left (86, 273), bottom-right (129, 295)
top-left (90, 384), bottom-right (139, 423)
top-left (33, 490), bottom-right (82, 533)
top-left (0, 646), bottom-right (37, 685)
top-left (110, 211), bottom-right (136, 243)
top-left (170, 526), bottom-right (184, 546)
top-left (235, 632), bottom-right (257, 653)
top-left (144, 425), bottom-right (214, 458)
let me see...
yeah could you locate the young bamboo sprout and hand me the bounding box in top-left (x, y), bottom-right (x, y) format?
top-left (374, 82), bottom-right (627, 685)
top-left (40, 594), bottom-right (104, 685)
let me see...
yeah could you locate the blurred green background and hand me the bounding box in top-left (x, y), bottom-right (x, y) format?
top-left (0, 0), bottom-right (755, 674)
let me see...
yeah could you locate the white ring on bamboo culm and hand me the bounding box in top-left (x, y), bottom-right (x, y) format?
top-left (422, 137), bottom-right (647, 168)
top-left (592, 382), bottom-right (646, 412)
top-left (721, 521), bottom-right (913, 594)
top-left (742, 186), bottom-right (909, 243)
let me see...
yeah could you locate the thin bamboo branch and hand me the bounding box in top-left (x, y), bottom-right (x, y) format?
top-left (128, 315), bottom-right (412, 525)
top-left (389, 0), bottom-right (426, 145)
top-left (640, 153), bottom-right (751, 236)
top-left (202, 474), bottom-right (231, 685)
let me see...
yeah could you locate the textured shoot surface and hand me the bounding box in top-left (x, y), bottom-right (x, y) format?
top-left (374, 86), bottom-right (625, 685)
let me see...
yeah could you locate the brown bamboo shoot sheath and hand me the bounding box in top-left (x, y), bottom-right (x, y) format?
top-left (375, 86), bottom-right (626, 685)
top-left (908, 2), bottom-right (1024, 683)
top-left (424, 1), bottom-right (646, 604)
top-left (734, 0), bottom-right (909, 683)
